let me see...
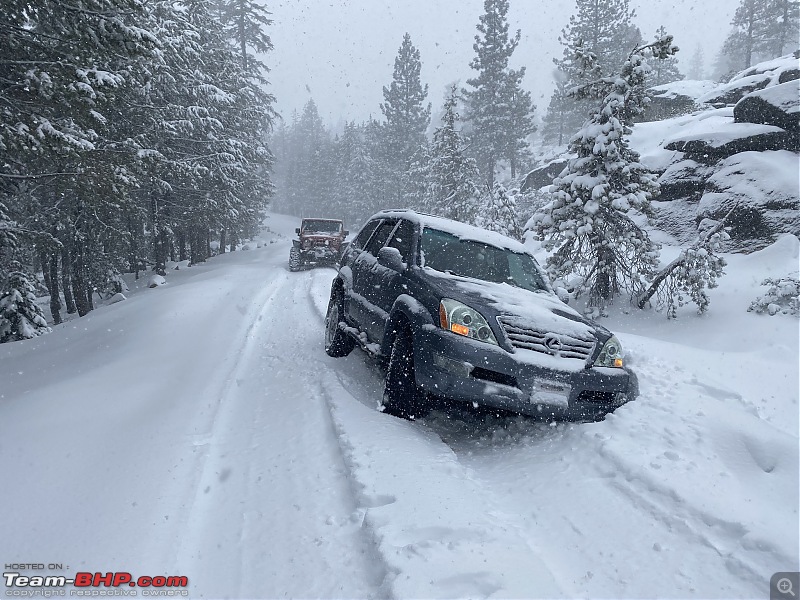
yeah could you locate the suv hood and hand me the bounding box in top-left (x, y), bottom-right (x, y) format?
top-left (424, 270), bottom-right (611, 342)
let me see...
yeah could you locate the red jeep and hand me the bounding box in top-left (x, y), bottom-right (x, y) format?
top-left (289, 218), bottom-right (348, 271)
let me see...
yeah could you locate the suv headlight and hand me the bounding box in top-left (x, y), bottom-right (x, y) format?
top-left (438, 298), bottom-right (498, 346)
top-left (594, 335), bottom-right (624, 368)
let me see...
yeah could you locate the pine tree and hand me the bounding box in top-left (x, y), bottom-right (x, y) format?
top-left (647, 27), bottom-right (684, 87)
top-left (763, 0), bottom-right (800, 57)
top-left (427, 86), bottom-right (481, 223)
top-left (218, 0), bottom-right (274, 73)
top-left (531, 37), bottom-right (678, 312)
top-left (476, 183), bottom-right (521, 238)
top-left (0, 265), bottom-right (51, 343)
top-left (715, 0), bottom-right (798, 76)
top-left (542, 0), bottom-right (641, 146)
top-left (686, 45), bottom-right (705, 79)
top-left (464, 0), bottom-right (533, 187)
top-left (380, 33), bottom-right (431, 208)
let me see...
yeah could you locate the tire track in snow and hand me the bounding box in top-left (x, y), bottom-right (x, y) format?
top-left (305, 271), bottom-right (563, 598)
top-left (174, 259), bottom-right (384, 598)
top-left (173, 269), bottom-right (288, 594)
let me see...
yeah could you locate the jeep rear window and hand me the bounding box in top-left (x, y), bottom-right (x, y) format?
top-left (421, 227), bottom-right (548, 293)
top-left (302, 220), bottom-right (341, 234)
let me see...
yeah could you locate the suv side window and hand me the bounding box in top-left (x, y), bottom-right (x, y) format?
top-left (364, 219), bottom-right (397, 256)
top-left (386, 219), bottom-right (415, 263)
top-left (351, 219), bottom-right (381, 250)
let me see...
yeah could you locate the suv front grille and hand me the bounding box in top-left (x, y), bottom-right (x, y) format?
top-left (497, 316), bottom-right (595, 361)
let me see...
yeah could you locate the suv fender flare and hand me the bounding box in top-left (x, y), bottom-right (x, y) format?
top-left (381, 294), bottom-right (433, 357)
top-left (292, 239), bottom-right (301, 249)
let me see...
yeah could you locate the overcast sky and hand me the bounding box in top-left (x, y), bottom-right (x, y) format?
top-left (266, 0), bottom-right (736, 127)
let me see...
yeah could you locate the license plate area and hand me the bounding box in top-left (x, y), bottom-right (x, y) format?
top-left (529, 379), bottom-right (571, 407)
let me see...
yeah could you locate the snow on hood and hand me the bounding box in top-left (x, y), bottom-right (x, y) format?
top-left (425, 268), bottom-right (604, 340)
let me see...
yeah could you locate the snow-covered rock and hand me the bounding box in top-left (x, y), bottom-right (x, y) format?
top-left (697, 151), bottom-right (800, 245)
top-left (734, 79), bottom-right (800, 131)
top-left (147, 274), bottom-right (166, 288)
top-left (107, 292), bottom-right (127, 304)
top-left (644, 79), bottom-right (718, 121)
top-left (697, 53), bottom-right (800, 106)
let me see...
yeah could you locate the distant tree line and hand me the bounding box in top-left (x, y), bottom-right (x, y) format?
top-left (0, 0), bottom-right (276, 339)
top-left (715, 0), bottom-right (799, 79)
top-left (272, 0), bottom-right (534, 237)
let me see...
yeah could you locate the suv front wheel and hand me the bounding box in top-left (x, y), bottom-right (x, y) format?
top-left (383, 325), bottom-right (429, 420)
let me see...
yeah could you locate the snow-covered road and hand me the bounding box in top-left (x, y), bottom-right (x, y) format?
top-left (1, 214), bottom-right (797, 598)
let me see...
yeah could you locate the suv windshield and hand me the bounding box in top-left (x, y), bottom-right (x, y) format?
top-left (420, 227), bottom-right (548, 293)
top-left (303, 220), bottom-right (341, 234)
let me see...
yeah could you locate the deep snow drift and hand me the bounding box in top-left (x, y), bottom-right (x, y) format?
top-left (0, 213), bottom-right (797, 599)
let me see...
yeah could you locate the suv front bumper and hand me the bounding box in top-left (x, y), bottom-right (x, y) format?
top-left (414, 326), bottom-right (637, 421)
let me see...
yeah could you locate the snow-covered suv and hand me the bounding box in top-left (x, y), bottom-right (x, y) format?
top-left (324, 210), bottom-right (638, 421)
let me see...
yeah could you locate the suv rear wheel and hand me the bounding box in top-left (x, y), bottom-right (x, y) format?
top-left (383, 325), bottom-right (429, 420)
top-left (324, 290), bottom-right (355, 357)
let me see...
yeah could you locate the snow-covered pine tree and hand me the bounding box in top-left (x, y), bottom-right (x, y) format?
top-left (427, 85), bottom-right (481, 224)
top-left (637, 214), bottom-right (731, 318)
top-left (218, 0), bottom-right (274, 73)
top-left (502, 69), bottom-right (536, 179)
top-left (333, 123), bottom-right (377, 226)
top-left (380, 33), bottom-right (431, 208)
top-left (531, 37), bottom-right (678, 313)
top-left (0, 201), bottom-right (17, 271)
top-left (542, 0), bottom-right (642, 147)
top-left (476, 183), bottom-right (521, 238)
top-left (647, 27), bottom-right (684, 87)
top-left (463, 0), bottom-right (533, 187)
top-left (0, 264), bottom-right (51, 343)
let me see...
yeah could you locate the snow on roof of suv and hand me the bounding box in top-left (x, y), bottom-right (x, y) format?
top-left (371, 209), bottom-right (530, 254)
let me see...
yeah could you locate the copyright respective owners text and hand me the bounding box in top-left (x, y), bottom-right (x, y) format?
top-left (4, 564), bottom-right (189, 597)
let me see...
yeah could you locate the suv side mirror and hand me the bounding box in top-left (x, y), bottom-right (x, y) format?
top-left (295, 228), bottom-right (301, 235)
top-left (343, 230), bottom-right (349, 237)
top-left (377, 247), bottom-right (405, 272)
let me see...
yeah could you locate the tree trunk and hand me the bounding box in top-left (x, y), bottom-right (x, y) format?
top-left (61, 245), bottom-right (77, 314)
top-left (49, 253), bottom-right (62, 325)
top-left (40, 250), bottom-right (53, 294)
top-left (178, 230), bottom-right (187, 261)
top-left (71, 242), bottom-right (91, 317)
top-left (151, 193), bottom-right (167, 276)
top-left (229, 232), bottom-right (237, 252)
top-left (486, 158), bottom-right (495, 190)
top-left (219, 229), bottom-right (227, 254)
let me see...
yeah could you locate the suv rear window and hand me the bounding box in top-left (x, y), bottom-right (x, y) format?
top-left (420, 227), bottom-right (548, 293)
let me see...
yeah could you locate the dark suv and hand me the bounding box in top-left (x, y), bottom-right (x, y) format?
top-left (324, 210), bottom-right (638, 421)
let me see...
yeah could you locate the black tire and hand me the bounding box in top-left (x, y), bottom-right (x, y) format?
top-left (382, 325), bottom-right (429, 420)
top-left (324, 290), bottom-right (355, 357)
top-left (289, 247), bottom-right (302, 271)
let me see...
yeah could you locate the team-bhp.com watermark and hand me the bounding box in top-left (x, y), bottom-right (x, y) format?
top-left (4, 565), bottom-right (188, 597)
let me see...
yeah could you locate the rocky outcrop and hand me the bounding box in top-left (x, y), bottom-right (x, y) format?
top-left (665, 124), bottom-right (800, 160)
top-left (642, 80), bottom-right (717, 122)
top-left (520, 158), bottom-right (568, 193)
top-left (696, 151), bottom-right (800, 246)
top-left (698, 52), bottom-right (799, 106)
top-left (734, 79), bottom-right (800, 131)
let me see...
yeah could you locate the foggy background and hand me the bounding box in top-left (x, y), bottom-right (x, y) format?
top-left (267, 0), bottom-right (735, 124)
